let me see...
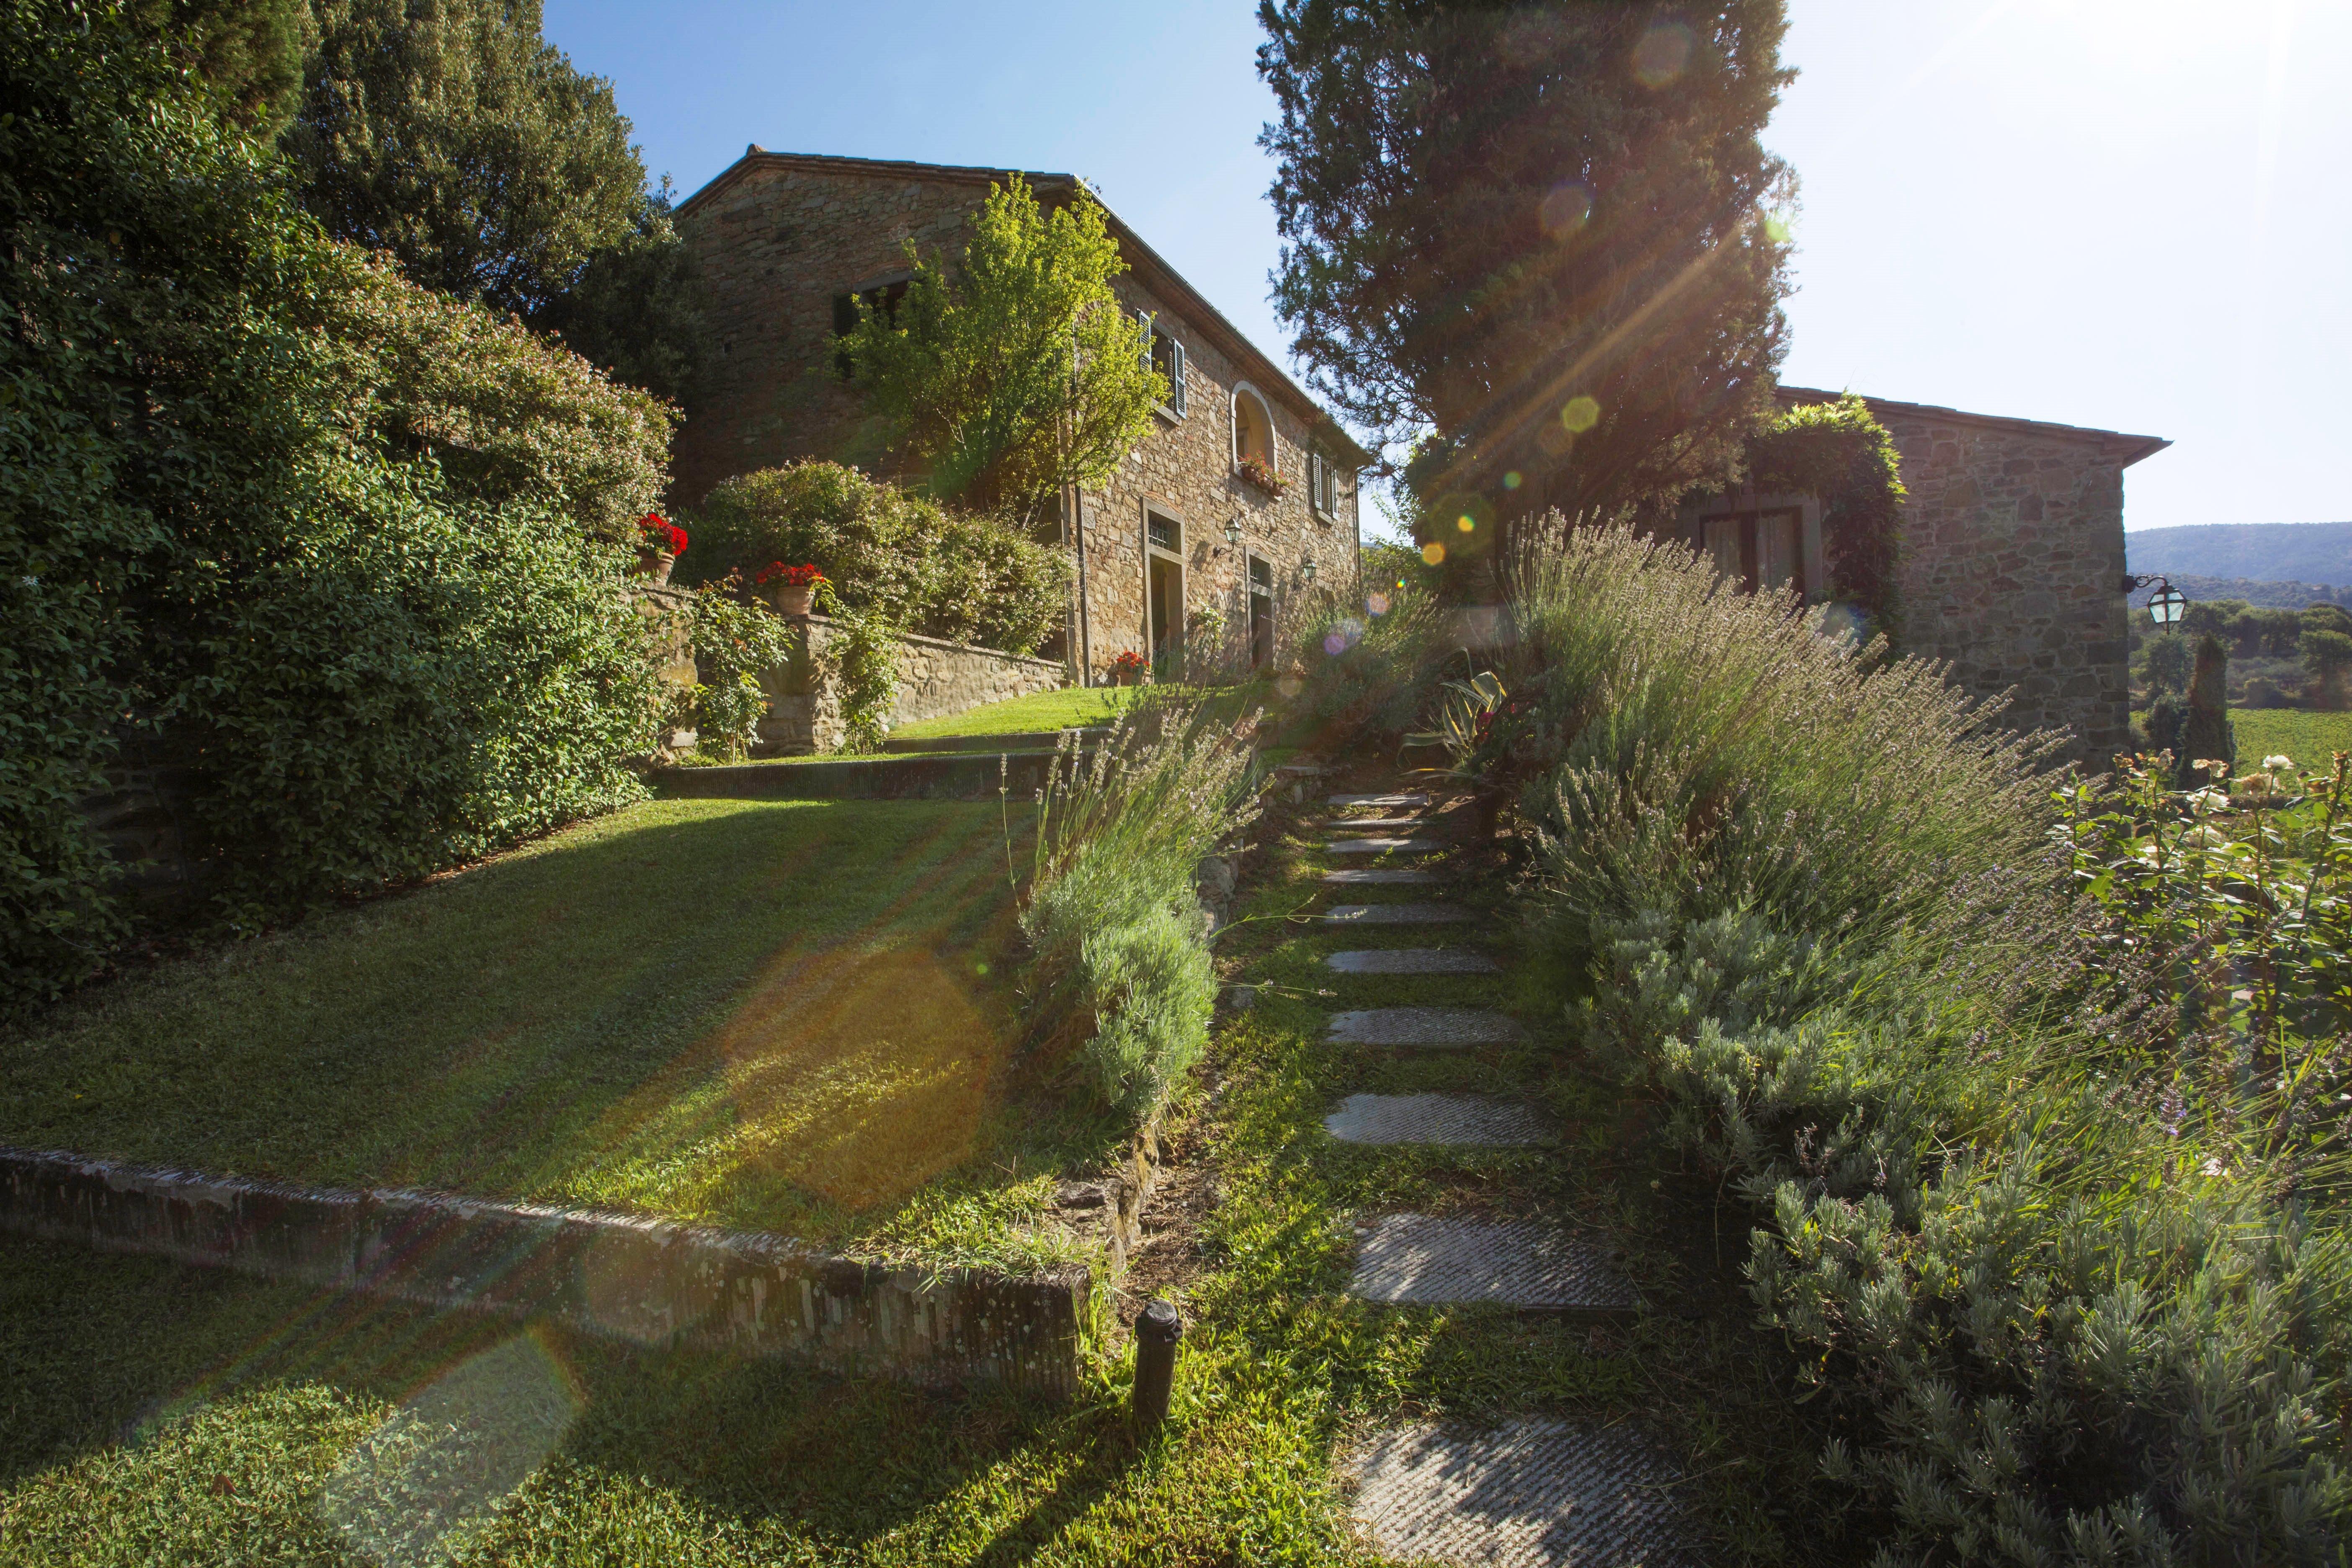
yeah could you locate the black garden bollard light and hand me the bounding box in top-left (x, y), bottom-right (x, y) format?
top-left (1132, 1298), bottom-right (1182, 1427)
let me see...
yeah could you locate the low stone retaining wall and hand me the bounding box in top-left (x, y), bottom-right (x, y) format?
top-left (0, 1147), bottom-right (1087, 1400)
top-left (758, 619), bottom-right (1066, 754)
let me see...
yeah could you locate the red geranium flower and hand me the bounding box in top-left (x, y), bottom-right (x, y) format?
top-left (756, 561), bottom-right (825, 587)
top-left (639, 513), bottom-right (688, 556)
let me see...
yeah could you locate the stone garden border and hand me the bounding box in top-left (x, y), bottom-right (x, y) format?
top-left (0, 1146), bottom-right (1087, 1401)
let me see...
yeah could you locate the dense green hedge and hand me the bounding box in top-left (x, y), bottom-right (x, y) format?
top-left (685, 462), bottom-right (1071, 656)
top-left (1737, 391), bottom-right (1906, 638)
top-left (1, 0), bottom-right (671, 1008)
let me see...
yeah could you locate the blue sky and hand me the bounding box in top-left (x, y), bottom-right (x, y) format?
top-left (547, 0), bottom-right (2349, 539)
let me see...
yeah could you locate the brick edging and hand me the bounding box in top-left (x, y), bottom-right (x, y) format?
top-left (0, 1147), bottom-right (1087, 1400)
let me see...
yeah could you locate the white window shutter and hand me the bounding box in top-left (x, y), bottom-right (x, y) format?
top-left (1137, 311), bottom-right (1153, 378)
top-left (1169, 338), bottom-right (1186, 415)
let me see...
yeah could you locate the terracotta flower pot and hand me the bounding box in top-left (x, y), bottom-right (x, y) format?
top-left (772, 583), bottom-right (816, 617)
top-left (636, 548), bottom-right (676, 588)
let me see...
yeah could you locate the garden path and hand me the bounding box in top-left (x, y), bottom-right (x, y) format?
top-left (1305, 784), bottom-right (1694, 1567)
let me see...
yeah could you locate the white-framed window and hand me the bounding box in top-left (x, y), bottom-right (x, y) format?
top-left (1137, 311), bottom-right (1186, 418)
top-left (1232, 384), bottom-right (1275, 472)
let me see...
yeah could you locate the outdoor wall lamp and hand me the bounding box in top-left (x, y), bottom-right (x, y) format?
top-left (1216, 516), bottom-right (1243, 558)
top-left (1302, 556), bottom-right (1318, 585)
top-left (2122, 573), bottom-right (2187, 627)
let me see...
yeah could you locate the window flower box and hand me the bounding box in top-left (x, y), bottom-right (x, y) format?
top-left (1237, 457), bottom-right (1287, 498)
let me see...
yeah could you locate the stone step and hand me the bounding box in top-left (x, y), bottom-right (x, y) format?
top-left (1324, 1094), bottom-right (1545, 1145)
top-left (1328, 1007), bottom-right (1521, 1046)
top-left (1323, 836), bottom-right (1446, 855)
top-left (1324, 815), bottom-right (1437, 833)
top-left (1322, 868), bottom-right (1448, 886)
top-left (1349, 1419), bottom-right (1694, 1568)
top-left (1325, 948), bottom-right (1498, 975)
top-left (1329, 792), bottom-right (1431, 808)
top-left (1319, 903), bottom-right (1472, 926)
top-left (1347, 1214), bottom-right (1637, 1310)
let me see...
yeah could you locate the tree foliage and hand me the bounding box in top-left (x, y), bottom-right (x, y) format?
top-left (130, 0), bottom-right (310, 130)
top-left (1, 0), bottom-right (667, 1011)
top-left (841, 175), bottom-right (1162, 516)
top-left (1259, 0), bottom-right (1794, 527)
top-left (284, 0), bottom-right (709, 399)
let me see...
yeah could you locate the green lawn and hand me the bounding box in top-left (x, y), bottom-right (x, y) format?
top-left (0, 797), bottom-right (1114, 1267)
top-left (889, 685), bottom-right (1142, 739)
top-left (2231, 707), bottom-right (2352, 770)
top-left (0, 799), bottom-right (1836, 1564)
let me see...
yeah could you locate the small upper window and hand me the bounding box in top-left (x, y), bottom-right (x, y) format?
top-left (1308, 450), bottom-right (1341, 519)
top-left (1233, 387), bottom-right (1274, 472)
top-left (1138, 311), bottom-right (1186, 418)
top-left (832, 279), bottom-right (909, 379)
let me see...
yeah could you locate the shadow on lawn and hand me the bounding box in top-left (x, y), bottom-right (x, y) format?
top-left (3, 799), bottom-right (1125, 1251)
top-left (0, 1235), bottom-right (1148, 1560)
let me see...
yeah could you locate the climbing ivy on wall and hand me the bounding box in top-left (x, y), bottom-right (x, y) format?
top-left (1741, 393), bottom-right (1907, 640)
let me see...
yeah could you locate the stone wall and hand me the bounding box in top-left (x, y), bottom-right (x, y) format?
top-left (0, 1145), bottom-right (1088, 1400)
top-left (756, 616), bottom-right (1065, 754)
top-left (1669, 392), bottom-right (2163, 770)
top-left (1820, 394), bottom-right (2161, 767)
top-left (673, 150), bottom-right (1367, 689)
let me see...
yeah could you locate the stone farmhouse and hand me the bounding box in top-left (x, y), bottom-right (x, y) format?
top-left (672, 148), bottom-right (1372, 684)
top-left (1665, 388), bottom-right (2169, 766)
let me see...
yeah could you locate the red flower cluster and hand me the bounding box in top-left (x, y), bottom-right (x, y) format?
top-left (639, 513), bottom-right (688, 556)
top-left (756, 561), bottom-right (825, 587)
top-left (1109, 650), bottom-right (1148, 671)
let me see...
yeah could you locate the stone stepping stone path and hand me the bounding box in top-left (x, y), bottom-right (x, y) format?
top-left (1319, 903), bottom-right (1469, 925)
top-left (1326, 948), bottom-right (1498, 975)
top-left (1325, 1093), bottom-right (1545, 1145)
top-left (1325, 836), bottom-right (1446, 855)
top-left (1348, 1420), bottom-right (1694, 1567)
top-left (1302, 772), bottom-right (1690, 1561)
top-left (1347, 1214), bottom-right (1636, 1310)
top-left (1328, 1007), bottom-right (1524, 1047)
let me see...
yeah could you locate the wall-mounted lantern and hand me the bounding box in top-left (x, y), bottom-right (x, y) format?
top-left (2122, 573), bottom-right (2187, 627)
top-left (1302, 556), bottom-right (1318, 585)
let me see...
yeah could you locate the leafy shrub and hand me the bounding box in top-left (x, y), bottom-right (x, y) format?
top-left (677, 579), bottom-right (796, 761)
top-left (1018, 695), bottom-right (1260, 1116)
top-left (1495, 526), bottom-right (2351, 1563)
top-left (811, 580), bottom-right (903, 755)
top-left (685, 463), bottom-right (1070, 655)
top-left (1, 0), bottom-right (664, 1006)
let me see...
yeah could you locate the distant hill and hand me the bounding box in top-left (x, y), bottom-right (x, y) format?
top-left (2128, 575), bottom-right (2352, 613)
top-left (2127, 523), bottom-right (2352, 585)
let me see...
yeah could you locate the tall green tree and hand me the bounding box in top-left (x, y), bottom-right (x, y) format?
top-left (1258, 0), bottom-right (1794, 546)
top-left (840, 176), bottom-right (1162, 521)
top-left (131, 0), bottom-right (310, 130)
top-left (284, 0), bottom-right (708, 398)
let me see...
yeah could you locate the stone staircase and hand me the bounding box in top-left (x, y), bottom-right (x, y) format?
top-left (1307, 787), bottom-right (1693, 1567)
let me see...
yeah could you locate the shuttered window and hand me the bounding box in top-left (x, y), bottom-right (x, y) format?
top-left (1139, 310), bottom-right (1186, 417)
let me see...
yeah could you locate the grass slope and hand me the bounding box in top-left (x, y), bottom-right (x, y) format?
top-left (890, 687), bottom-right (1142, 739)
top-left (0, 801), bottom-right (1838, 1563)
top-left (2230, 707), bottom-right (2352, 768)
top-left (0, 797), bottom-right (1113, 1266)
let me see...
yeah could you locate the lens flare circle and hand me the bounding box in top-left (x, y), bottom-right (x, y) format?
top-left (1633, 21), bottom-right (1694, 88)
top-left (1421, 541), bottom-right (1446, 566)
top-left (1560, 396), bottom-right (1601, 433)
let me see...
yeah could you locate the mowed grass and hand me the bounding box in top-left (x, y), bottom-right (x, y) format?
top-left (889, 686), bottom-right (1142, 739)
top-left (2230, 707), bottom-right (2352, 769)
top-left (0, 796), bottom-right (1846, 1563)
top-left (0, 797), bottom-right (1117, 1266)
